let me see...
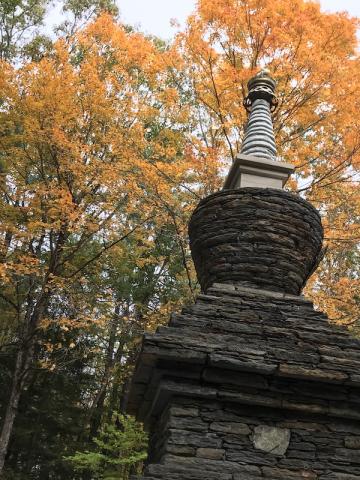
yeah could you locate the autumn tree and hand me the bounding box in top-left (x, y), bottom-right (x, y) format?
top-left (0, 14), bottom-right (201, 474)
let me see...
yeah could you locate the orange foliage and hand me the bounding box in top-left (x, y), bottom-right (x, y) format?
top-left (0, 14), bottom-right (215, 391)
top-left (0, 14), bottom-right (198, 301)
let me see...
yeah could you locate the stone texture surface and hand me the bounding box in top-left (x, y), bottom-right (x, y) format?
top-left (188, 188), bottom-right (323, 295)
top-left (128, 284), bottom-right (360, 479)
top-left (253, 425), bottom-right (290, 455)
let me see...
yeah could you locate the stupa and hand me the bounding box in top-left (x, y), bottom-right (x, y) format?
top-left (127, 71), bottom-right (360, 480)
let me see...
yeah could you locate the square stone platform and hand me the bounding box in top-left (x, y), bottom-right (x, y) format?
top-left (128, 284), bottom-right (360, 480)
top-left (223, 154), bottom-right (295, 190)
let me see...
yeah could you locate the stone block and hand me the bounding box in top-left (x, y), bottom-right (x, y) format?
top-left (344, 436), bottom-right (360, 449)
top-left (209, 422), bottom-right (251, 435)
top-left (253, 425), bottom-right (291, 455)
top-left (196, 448), bottom-right (225, 460)
top-left (262, 466), bottom-right (318, 479)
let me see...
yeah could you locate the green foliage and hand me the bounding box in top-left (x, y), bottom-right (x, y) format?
top-left (0, 0), bottom-right (119, 62)
top-left (67, 414), bottom-right (148, 479)
top-left (21, 33), bottom-right (53, 61)
top-left (0, 0), bottom-right (49, 60)
top-left (63, 0), bottom-right (118, 17)
top-left (0, 338), bottom-right (92, 479)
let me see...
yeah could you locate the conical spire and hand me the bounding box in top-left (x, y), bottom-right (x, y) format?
top-left (241, 70), bottom-right (278, 160)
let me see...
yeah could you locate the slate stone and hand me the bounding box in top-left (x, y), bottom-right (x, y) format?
top-left (261, 466), bottom-right (318, 479)
top-left (188, 189), bottom-right (323, 294)
top-left (196, 448), bottom-right (225, 460)
top-left (209, 422), bottom-right (251, 435)
top-left (344, 437), bottom-right (360, 449)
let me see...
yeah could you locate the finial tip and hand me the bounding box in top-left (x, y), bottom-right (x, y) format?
top-left (244, 69), bottom-right (278, 113)
top-left (257, 68), bottom-right (271, 76)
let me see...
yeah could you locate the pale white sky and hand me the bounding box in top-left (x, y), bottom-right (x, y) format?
top-left (117, 0), bottom-right (360, 39)
top-left (45, 1), bottom-right (360, 40)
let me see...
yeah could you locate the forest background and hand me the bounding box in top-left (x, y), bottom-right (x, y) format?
top-left (0, 0), bottom-right (359, 478)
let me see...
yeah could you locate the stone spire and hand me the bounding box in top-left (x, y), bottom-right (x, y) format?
top-left (240, 70), bottom-right (278, 160)
top-left (224, 69), bottom-right (294, 190)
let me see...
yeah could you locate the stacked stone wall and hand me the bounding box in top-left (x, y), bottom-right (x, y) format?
top-left (138, 398), bottom-right (360, 479)
top-left (129, 284), bottom-right (360, 480)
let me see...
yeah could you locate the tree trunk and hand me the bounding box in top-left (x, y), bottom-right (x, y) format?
top-left (88, 304), bottom-right (123, 439)
top-left (0, 226), bottom-right (68, 473)
top-left (0, 289), bottom-right (49, 474)
top-left (0, 346), bottom-right (28, 472)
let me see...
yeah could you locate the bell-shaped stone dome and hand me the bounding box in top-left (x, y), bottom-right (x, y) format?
top-left (189, 188), bottom-right (323, 295)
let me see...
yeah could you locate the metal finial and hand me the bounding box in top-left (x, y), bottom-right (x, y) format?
top-left (243, 69), bottom-right (278, 113)
top-left (240, 70), bottom-right (278, 161)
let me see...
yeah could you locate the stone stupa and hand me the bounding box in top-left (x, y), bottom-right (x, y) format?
top-left (127, 70), bottom-right (360, 480)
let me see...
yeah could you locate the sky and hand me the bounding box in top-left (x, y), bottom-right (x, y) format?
top-left (116, 0), bottom-right (360, 40)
